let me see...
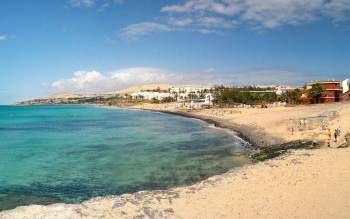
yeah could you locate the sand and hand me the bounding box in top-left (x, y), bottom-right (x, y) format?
top-left (136, 102), bottom-right (350, 148)
top-left (2, 102), bottom-right (350, 219)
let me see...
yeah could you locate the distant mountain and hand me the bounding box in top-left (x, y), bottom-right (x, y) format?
top-left (16, 83), bottom-right (206, 105)
top-left (103, 84), bottom-right (174, 95)
top-left (44, 93), bottom-right (84, 99)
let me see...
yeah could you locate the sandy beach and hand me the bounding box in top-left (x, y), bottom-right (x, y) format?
top-left (134, 102), bottom-right (350, 148)
top-left (1, 102), bottom-right (350, 218)
top-left (2, 0), bottom-right (350, 217)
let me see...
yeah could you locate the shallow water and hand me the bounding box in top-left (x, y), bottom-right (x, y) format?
top-left (0, 105), bottom-right (251, 210)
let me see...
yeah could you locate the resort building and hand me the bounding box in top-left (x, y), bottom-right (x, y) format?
top-left (169, 86), bottom-right (212, 94)
top-left (169, 86), bottom-right (213, 102)
top-left (306, 79), bottom-right (350, 103)
top-left (131, 92), bottom-right (175, 101)
top-left (130, 85), bottom-right (214, 103)
top-left (190, 94), bottom-right (213, 109)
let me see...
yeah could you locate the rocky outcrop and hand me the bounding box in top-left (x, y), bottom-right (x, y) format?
top-left (251, 140), bottom-right (320, 161)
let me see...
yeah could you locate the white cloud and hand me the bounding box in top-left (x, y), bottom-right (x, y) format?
top-left (120, 15), bottom-right (238, 39)
top-left (50, 67), bottom-right (220, 93)
top-left (161, 0), bottom-right (327, 29)
top-left (240, 0), bottom-right (324, 28)
top-left (197, 16), bottom-right (236, 29)
top-left (0, 35), bottom-right (9, 41)
top-left (323, 0), bottom-right (350, 22)
top-left (111, 67), bottom-right (174, 85)
top-left (68, 0), bottom-right (96, 7)
top-left (119, 0), bottom-right (350, 39)
top-left (51, 70), bottom-right (112, 92)
top-left (119, 22), bottom-right (173, 39)
top-left (68, 0), bottom-right (125, 8)
top-left (161, 0), bottom-right (242, 16)
top-left (50, 68), bottom-right (177, 93)
top-left (168, 17), bottom-right (194, 27)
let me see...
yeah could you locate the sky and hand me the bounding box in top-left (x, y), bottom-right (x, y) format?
top-left (0, 0), bottom-right (350, 104)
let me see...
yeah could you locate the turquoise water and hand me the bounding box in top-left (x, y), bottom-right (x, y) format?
top-left (0, 105), bottom-right (251, 210)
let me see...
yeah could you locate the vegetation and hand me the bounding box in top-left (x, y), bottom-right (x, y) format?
top-left (212, 86), bottom-right (304, 106)
top-left (279, 89), bottom-right (303, 105)
top-left (141, 87), bottom-right (169, 93)
top-left (151, 98), bottom-right (160, 104)
top-left (308, 83), bottom-right (325, 104)
top-left (160, 96), bottom-right (175, 103)
top-left (213, 86), bottom-right (279, 106)
top-left (150, 96), bottom-right (176, 104)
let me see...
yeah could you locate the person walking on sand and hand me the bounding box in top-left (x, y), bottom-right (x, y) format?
top-left (328, 128), bottom-right (332, 147)
top-left (337, 127), bottom-right (341, 136)
top-left (334, 129), bottom-right (338, 143)
top-left (334, 127), bottom-right (341, 143)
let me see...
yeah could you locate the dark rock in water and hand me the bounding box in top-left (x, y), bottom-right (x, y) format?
top-left (251, 140), bottom-right (320, 161)
top-left (0, 195), bottom-right (60, 211)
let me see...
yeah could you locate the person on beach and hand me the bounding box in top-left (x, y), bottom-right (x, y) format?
top-left (334, 129), bottom-right (338, 143)
top-left (334, 127), bottom-right (341, 143)
top-left (337, 127), bottom-right (341, 136)
top-left (328, 128), bottom-right (332, 147)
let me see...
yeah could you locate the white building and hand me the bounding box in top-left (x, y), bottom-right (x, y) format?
top-left (131, 86), bottom-right (214, 103)
top-left (170, 86), bottom-right (213, 101)
top-left (169, 86), bottom-right (212, 94)
top-left (190, 94), bottom-right (213, 109)
top-left (131, 92), bottom-right (174, 101)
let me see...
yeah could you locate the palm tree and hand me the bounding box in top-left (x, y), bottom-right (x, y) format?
top-left (280, 89), bottom-right (302, 105)
top-left (308, 83), bottom-right (325, 104)
top-left (172, 91), bottom-right (178, 101)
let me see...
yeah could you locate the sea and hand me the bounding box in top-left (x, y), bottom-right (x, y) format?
top-left (0, 105), bottom-right (252, 210)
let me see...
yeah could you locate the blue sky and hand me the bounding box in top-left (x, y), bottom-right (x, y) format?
top-left (0, 0), bottom-right (350, 104)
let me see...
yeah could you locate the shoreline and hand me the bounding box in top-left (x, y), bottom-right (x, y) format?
top-left (102, 105), bottom-right (286, 148)
top-left (144, 109), bottom-right (285, 148)
top-left (105, 106), bottom-right (321, 161)
top-left (2, 103), bottom-right (350, 218)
